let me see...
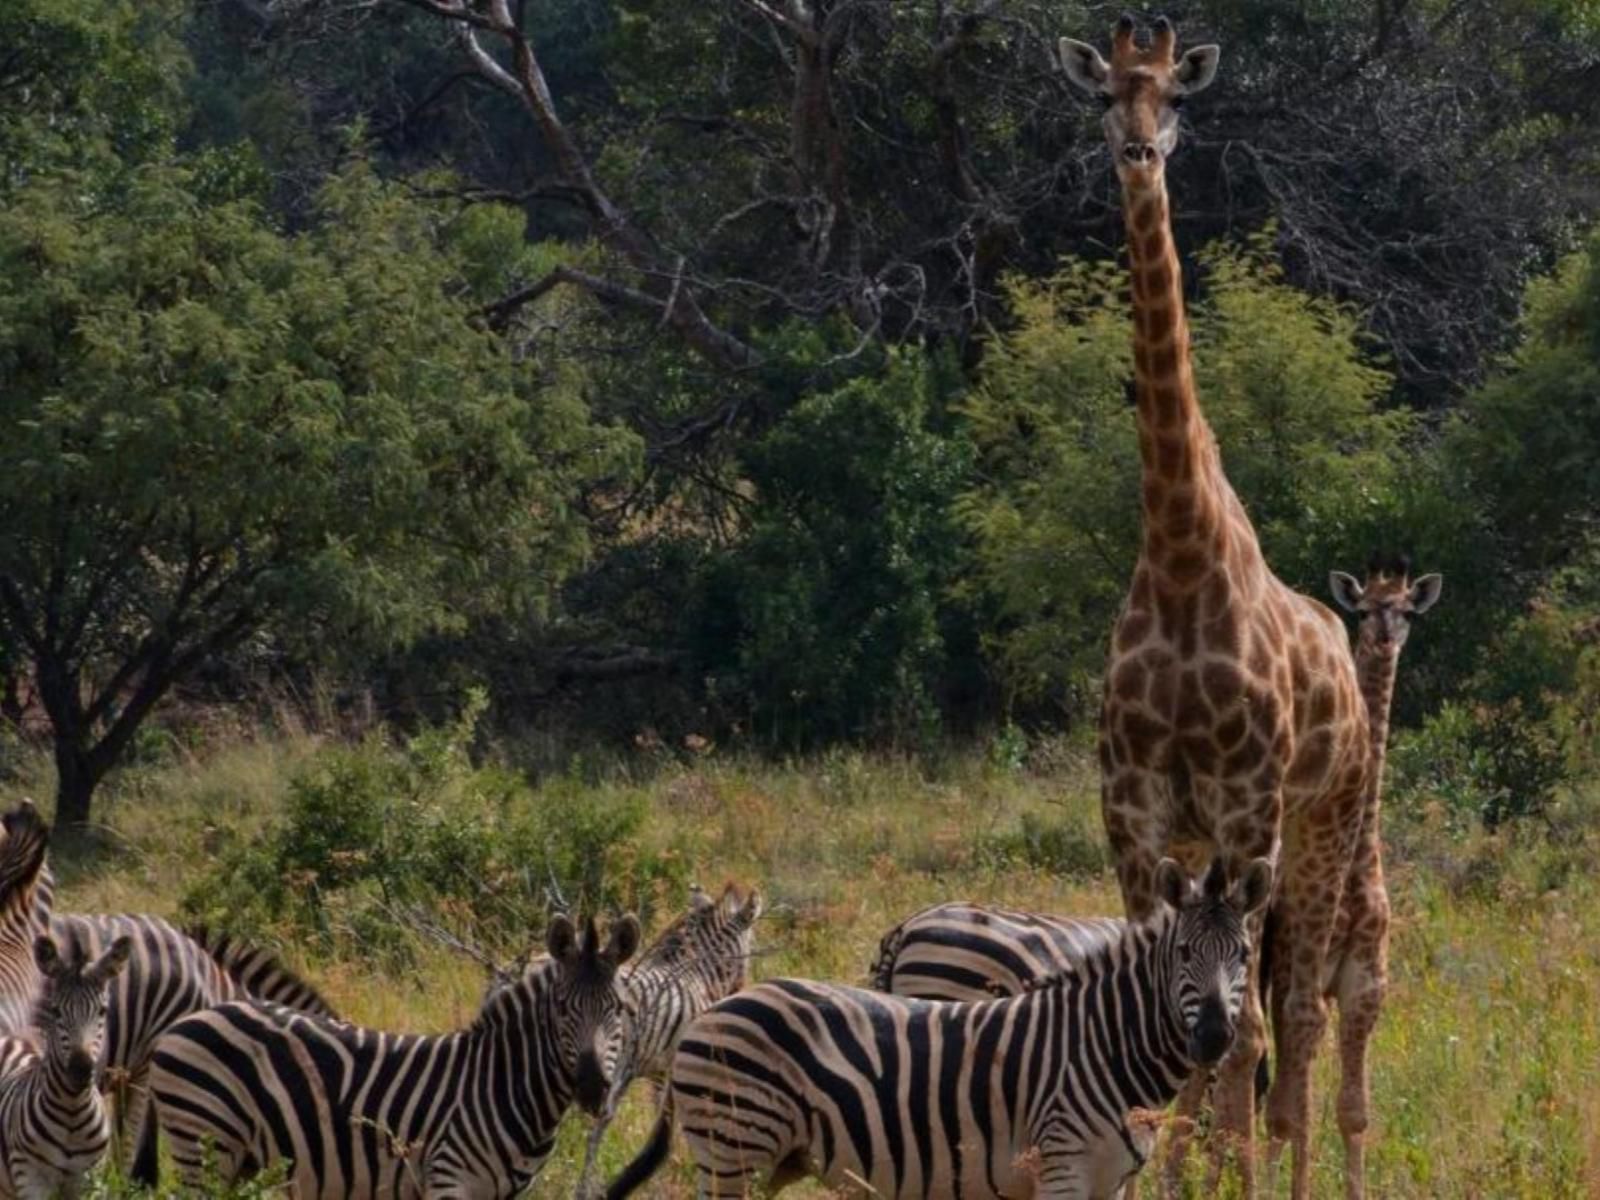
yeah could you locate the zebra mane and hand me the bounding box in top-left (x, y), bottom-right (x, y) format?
top-left (1014, 907), bottom-right (1174, 995)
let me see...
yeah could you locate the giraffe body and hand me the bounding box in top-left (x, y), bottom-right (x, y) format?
top-left (1060, 19), bottom-right (1372, 1198)
top-left (1309, 560), bottom-right (1439, 1200)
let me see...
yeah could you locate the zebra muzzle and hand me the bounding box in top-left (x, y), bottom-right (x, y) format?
top-left (1187, 997), bottom-right (1233, 1066)
top-left (574, 1050), bottom-right (609, 1115)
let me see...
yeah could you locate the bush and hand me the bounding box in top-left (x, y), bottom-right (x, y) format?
top-left (181, 695), bottom-right (686, 964)
top-left (691, 339), bottom-right (975, 748)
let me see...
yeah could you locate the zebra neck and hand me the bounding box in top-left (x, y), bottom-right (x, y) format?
top-left (463, 965), bottom-right (571, 1151)
top-left (1104, 917), bottom-right (1194, 1109)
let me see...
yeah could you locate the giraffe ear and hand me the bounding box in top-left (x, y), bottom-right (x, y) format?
top-left (1174, 44), bottom-right (1220, 94)
top-left (1409, 574), bottom-right (1443, 615)
top-left (1059, 38), bottom-right (1111, 94)
top-left (1155, 858), bottom-right (1189, 910)
top-left (1329, 571), bottom-right (1364, 612)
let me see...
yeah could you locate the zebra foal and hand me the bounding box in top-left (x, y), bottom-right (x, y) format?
top-left (150, 912), bottom-right (640, 1198)
top-left (577, 883), bottom-right (763, 1196)
top-left (0, 934), bottom-right (131, 1199)
top-left (0, 799), bottom-right (337, 1184)
top-left (608, 857), bottom-right (1270, 1200)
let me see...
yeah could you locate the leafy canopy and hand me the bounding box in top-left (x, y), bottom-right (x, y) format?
top-left (960, 235), bottom-right (1411, 710)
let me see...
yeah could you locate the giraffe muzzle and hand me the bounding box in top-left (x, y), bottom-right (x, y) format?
top-left (1122, 142), bottom-right (1159, 166)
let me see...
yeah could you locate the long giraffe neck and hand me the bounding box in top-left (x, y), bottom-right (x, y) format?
top-left (1355, 638), bottom-right (1400, 806)
top-left (1121, 177), bottom-right (1257, 582)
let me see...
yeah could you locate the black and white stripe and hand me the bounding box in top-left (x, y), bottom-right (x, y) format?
top-left (608, 858), bottom-right (1270, 1200)
top-left (577, 884), bottom-right (763, 1195)
top-left (150, 913), bottom-right (640, 1198)
top-left (182, 925), bottom-right (338, 1018)
top-left (0, 800), bottom-right (338, 1184)
top-left (0, 933), bottom-right (131, 1198)
top-left (870, 900), bottom-right (1124, 1001)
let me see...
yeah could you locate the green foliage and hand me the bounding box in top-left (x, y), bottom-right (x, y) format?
top-left (0, 0), bottom-right (189, 179)
top-left (1444, 232), bottom-right (1600, 574)
top-left (693, 338), bottom-right (974, 746)
top-left (182, 696), bottom-right (686, 963)
top-left (960, 236), bottom-right (1410, 711)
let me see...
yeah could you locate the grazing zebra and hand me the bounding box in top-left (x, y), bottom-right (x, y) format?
top-left (0, 934), bottom-right (131, 1199)
top-left (870, 900), bottom-right (1123, 1001)
top-left (150, 912), bottom-right (641, 1197)
top-left (576, 883), bottom-right (763, 1196)
top-left (608, 857), bottom-right (1271, 1200)
top-left (0, 799), bottom-right (337, 1184)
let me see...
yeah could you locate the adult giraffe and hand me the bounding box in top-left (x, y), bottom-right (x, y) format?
top-left (1058, 17), bottom-right (1371, 1199)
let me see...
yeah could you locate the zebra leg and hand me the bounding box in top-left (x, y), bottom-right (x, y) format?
top-left (125, 1072), bottom-right (161, 1187)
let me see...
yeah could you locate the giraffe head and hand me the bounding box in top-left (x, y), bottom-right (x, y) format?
top-left (1059, 15), bottom-right (1219, 187)
top-left (1329, 555), bottom-right (1443, 655)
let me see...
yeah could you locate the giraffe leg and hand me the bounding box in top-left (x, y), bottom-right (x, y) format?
top-left (1159, 1068), bottom-right (1210, 1197)
top-left (1265, 799), bottom-right (1361, 1200)
top-left (1101, 765), bottom-right (1172, 922)
top-left (1334, 874), bottom-right (1389, 1200)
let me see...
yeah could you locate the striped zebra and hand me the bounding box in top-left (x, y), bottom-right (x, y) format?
top-left (0, 933), bottom-right (131, 1199)
top-left (183, 925), bottom-right (338, 1018)
top-left (870, 900), bottom-right (1123, 1001)
top-left (607, 857), bottom-right (1271, 1200)
top-left (0, 799), bottom-right (337, 1184)
top-left (577, 883), bottom-right (763, 1196)
top-left (149, 912), bottom-right (641, 1197)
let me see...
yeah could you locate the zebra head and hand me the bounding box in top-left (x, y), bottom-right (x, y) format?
top-left (546, 912), bottom-right (641, 1116)
top-left (32, 934), bottom-right (132, 1094)
top-left (661, 882), bottom-right (763, 992)
top-left (1155, 856), bottom-right (1272, 1066)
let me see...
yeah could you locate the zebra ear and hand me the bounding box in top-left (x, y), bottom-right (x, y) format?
top-left (689, 884), bottom-right (714, 912)
top-left (1154, 858), bottom-right (1189, 911)
top-left (738, 888), bottom-right (765, 926)
top-left (88, 936), bottom-right (132, 985)
top-left (33, 935), bottom-right (60, 975)
top-left (1233, 858), bottom-right (1273, 915)
top-left (604, 915), bottom-right (641, 967)
top-left (545, 914), bottom-right (578, 963)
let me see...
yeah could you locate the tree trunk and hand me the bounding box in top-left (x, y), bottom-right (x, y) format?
top-left (52, 738), bottom-right (99, 831)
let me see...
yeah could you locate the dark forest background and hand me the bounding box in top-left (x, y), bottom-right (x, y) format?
top-left (4, 0), bottom-right (1600, 829)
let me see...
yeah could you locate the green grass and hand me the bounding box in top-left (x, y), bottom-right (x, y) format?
top-left (8, 727), bottom-right (1600, 1198)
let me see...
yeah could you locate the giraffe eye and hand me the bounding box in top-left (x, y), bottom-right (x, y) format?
top-left (1098, 93), bottom-right (1115, 111)
top-left (1170, 94), bottom-right (1187, 110)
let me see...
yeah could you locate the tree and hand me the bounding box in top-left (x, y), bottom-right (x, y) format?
top-left (0, 158), bottom-right (635, 827)
top-left (959, 237), bottom-right (1411, 717)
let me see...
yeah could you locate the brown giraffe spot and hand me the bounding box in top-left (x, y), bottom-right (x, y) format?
top-left (1151, 385), bottom-right (1183, 426)
top-left (1111, 659), bottom-right (1148, 701)
top-left (1164, 488), bottom-right (1196, 538)
top-left (1202, 660), bottom-right (1244, 705)
top-left (1143, 263), bottom-right (1172, 294)
top-left (1132, 200), bottom-right (1157, 235)
top-left (1179, 733), bottom-right (1217, 773)
top-left (1120, 709), bottom-right (1168, 756)
top-left (1115, 611), bottom-right (1152, 652)
top-left (1165, 548), bottom-right (1207, 589)
top-left (1287, 734), bottom-right (1331, 786)
top-left (1133, 343), bottom-right (1152, 376)
top-left (1148, 668), bottom-right (1176, 713)
top-left (1156, 434), bottom-right (1185, 477)
top-left (1149, 341), bottom-right (1179, 378)
top-left (1215, 710), bottom-right (1247, 750)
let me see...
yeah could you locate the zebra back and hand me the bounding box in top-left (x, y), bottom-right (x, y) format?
top-left (870, 899), bottom-right (1125, 1001)
top-left (183, 925), bottom-right (339, 1018)
top-left (151, 912), bottom-right (641, 1198)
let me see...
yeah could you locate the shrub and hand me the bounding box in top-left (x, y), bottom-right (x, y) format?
top-left (181, 696), bottom-right (686, 963)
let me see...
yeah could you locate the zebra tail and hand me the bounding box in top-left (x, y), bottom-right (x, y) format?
top-left (866, 924), bottom-right (905, 991)
top-left (605, 1094), bottom-right (675, 1200)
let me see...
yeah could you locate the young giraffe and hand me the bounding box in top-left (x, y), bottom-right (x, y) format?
top-left (1318, 556), bottom-right (1440, 1199)
top-left (1059, 18), bottom-right (1371, 1197)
